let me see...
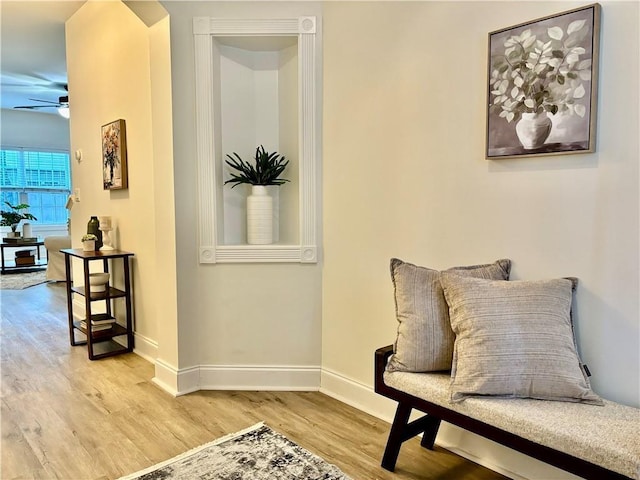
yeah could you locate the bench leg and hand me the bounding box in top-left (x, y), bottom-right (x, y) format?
top-left (382, 402), bottom-right (412, 471)
top-left (420, 416), bottom-right (441, 450)
top-left (382, 403), bottom-right (443, 471)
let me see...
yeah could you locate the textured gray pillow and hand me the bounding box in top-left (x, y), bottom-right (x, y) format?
top-left (441, 274), bottom-right (603, 405)
top-left (387, 258), bottom-right (511, 372)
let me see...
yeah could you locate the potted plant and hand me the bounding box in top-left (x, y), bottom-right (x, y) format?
top-left (1, 202), bottom-right (37, 238)
top-left (489, 20), bottom-right (592, 149)
top-left (224, 145), bottom-right (289, 245)
top-left (81, 234), bottom-right (97, 252)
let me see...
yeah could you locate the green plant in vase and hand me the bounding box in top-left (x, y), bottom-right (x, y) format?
top-left (1, 202), bottom-right (37, 236)
top-left (81, 233), bottom-right (98, 252)
top-left (224, 145), bottom-right (290, 245)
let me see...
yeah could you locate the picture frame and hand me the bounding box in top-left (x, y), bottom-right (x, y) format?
top-left (486, 4), bottom-right (601, 160)
top-left (102, 119), bottom-right (128, 189)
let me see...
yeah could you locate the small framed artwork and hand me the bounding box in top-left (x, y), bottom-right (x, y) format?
top-left (102, 119), bottom-right (128, 189)
top-left (486, 4), bottom-right (601, 159)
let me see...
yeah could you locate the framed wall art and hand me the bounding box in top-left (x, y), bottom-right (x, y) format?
top-left (486, 4), bottom-right (601, 159)
top-left (102, 119), bottom-right (128, 189)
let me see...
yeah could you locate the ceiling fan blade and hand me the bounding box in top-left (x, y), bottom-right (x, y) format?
top-left (27, 97), bottom-right (62, 105)
top-left (14, 105), bottom-right (58, 109)
top-left (1, 73), bottom-right (67, 87)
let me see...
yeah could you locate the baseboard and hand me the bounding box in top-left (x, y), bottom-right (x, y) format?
top-left (319, 367), bottom-right (398, 421)
top-left (319, 368), bottom-right (580, 480)
top-left (152, 358), bottom-right (184, 396)
top-left (151, 361), bottom-right (321, 396)
top-left (198, 364), bottom-right (321, 391)
top-left (133, 331), bottom-right (158, 364)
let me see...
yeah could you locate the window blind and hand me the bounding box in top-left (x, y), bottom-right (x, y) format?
top-left (0, 148), bottom-right (71, 225)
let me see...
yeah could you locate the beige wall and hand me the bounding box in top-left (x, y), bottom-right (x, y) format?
top-left (321, 0), bottom-right (639, 405)
top-left (65, 0), bottom-right (177, 364)
top-left (147, 14), bottom-right (180, 373)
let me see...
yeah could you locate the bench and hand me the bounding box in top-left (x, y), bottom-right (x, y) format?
top-left (375, 345), bottom-right (640, 480)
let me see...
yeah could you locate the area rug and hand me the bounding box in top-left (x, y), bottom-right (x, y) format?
top-left (118, 422), bottom-right (351, 480)
top-left (0, 270), bottom-right (47, 290)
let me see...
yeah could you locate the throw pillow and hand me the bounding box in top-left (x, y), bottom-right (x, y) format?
top-left (441, 274), bottom-right (603, 405)
top-left (387, 258), bottom-right (511, 372)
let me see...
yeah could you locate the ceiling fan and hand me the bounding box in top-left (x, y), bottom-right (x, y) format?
top-left (14, 95), bottom-right (70, 118)
top-left (11, 82), bottom-right (70, 117)
top-left (14, 95), bottom-right (68, 110)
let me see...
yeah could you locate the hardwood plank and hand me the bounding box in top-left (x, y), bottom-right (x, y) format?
top-left (1, 282), bottom-right (507, 480)
top-left (0, 402), bottom-right (48, 480)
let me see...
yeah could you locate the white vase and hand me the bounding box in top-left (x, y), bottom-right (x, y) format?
top-left (515, 112), bottom-right (552, 149)
top-left (247, 185), bottom-right (273, 245)
top-left (82, 240), bottom-right (95, 252)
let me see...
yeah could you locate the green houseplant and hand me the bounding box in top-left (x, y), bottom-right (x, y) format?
top-left (1, 202), bottom-right (37, 236)
top-left (81, 233), bottom-right (97, 252)
top-left (224, 145), bottom-right (290, 245)
top-left (224, 145), bottom-right (289, 188)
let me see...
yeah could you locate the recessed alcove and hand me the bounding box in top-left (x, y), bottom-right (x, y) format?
top-left (215, 36), bottom-right (298, 246)
top-left (194, 17), bottom-right (319, 263)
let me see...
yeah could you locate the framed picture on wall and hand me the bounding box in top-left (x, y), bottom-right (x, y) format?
top-left (486, 4), bottom-right (601, 159)
top-left (102, 119), bottom-right (128, 189)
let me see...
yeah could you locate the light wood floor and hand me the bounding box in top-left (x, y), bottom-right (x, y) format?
top-left (0, 280), bottom-right (507, 480)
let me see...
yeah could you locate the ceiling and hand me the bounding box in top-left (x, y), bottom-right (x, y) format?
top-left (0, 1), bottom-right (85, 114)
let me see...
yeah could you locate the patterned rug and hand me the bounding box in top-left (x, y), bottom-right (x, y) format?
top-left (118, 423), bottom-right (352, 480)
top-left (0, 270), bottom-right (47, 290)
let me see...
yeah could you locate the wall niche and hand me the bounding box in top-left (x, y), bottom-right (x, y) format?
top-left (194, 17), bottom-right (319, 263)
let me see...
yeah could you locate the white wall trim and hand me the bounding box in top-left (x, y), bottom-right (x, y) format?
top-left (199, 364), bottom-right (321, 391)
top-left (193, 16), bottom-right (319, 264)
top-left (152, 358), bottom-right (182, 396)
top-left (151, 362), bottom-right (321, 396)
top-left (320, 366), bottom-right (397, 421)
top-left (133, 331), bottom-right (158, 364)
top-left (152, 359), bottom-right (201, 397)
top-left (320, 368), bottom-right (580, 480)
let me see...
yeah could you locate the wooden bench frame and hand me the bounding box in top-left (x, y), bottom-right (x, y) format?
top-left (375, 345), bottom-right (631, 480)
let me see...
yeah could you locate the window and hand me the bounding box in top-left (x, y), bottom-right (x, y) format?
top-left (0, 148), bottom-right (71, 225)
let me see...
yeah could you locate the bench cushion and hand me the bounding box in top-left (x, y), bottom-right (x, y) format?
top-left (384, 370), bottom-right (640, 480)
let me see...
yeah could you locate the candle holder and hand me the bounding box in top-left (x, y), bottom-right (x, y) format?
top-left (99, 216), bottom-right (114, 251)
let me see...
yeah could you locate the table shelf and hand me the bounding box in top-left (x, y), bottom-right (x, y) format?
top-left (72, 320), bottom-right (129, 341)
top-left (71, 285), bottom-right (127, 300)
